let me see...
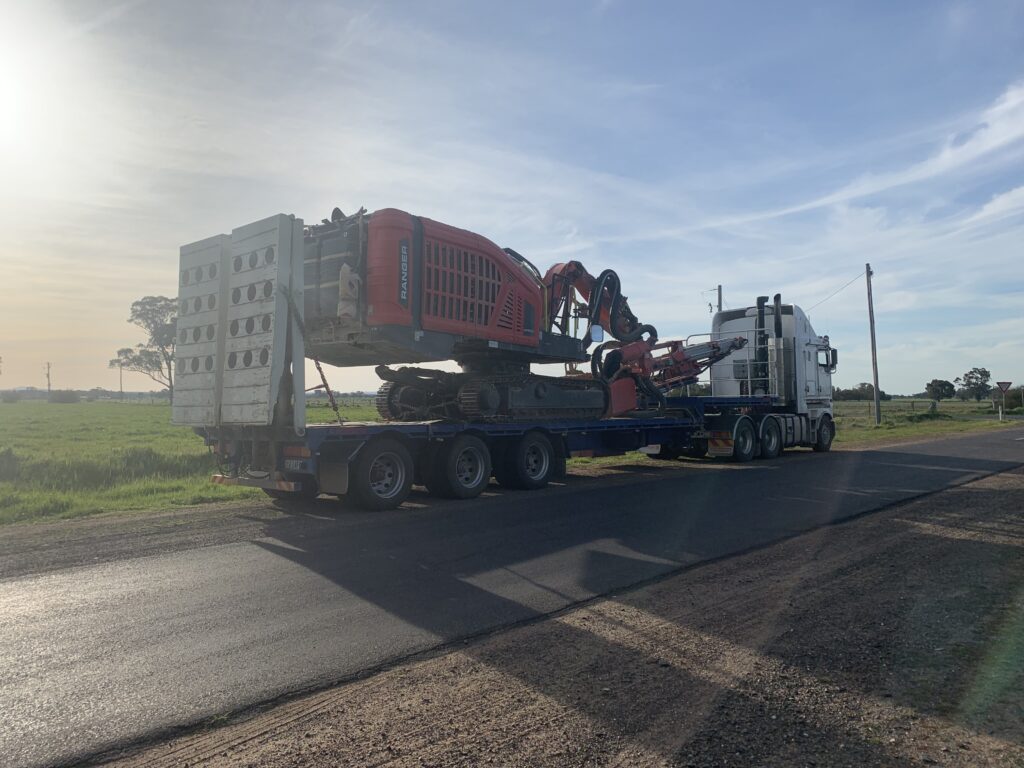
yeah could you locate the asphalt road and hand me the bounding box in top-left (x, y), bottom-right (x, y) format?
top-left (2, 428), bottom-right (1022, 767)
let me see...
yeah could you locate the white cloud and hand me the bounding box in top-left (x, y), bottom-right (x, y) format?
top-left (962, 185), bottom-right (1024, 225)
top-left (1, 3), bottom-right (1023, 394)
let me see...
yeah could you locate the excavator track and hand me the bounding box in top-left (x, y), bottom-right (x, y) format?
top-left (375, 368), bottom-right (608, 422)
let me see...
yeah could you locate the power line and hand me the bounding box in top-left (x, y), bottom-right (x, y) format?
top-left (806, 270), bottom-right (865, 312)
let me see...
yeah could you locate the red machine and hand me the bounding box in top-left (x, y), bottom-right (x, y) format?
top-left (301, 207), bottom-right (744, 420)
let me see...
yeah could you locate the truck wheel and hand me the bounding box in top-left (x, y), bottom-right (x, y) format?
top-left (732, 418), bottom-right (756, 462)
top-left (348, 438), bottom-right (413, 510)
top-left (682, 438), bottom-right (707, 459)
top-left (425, 434), bottom-right (492, 499)
top-left (758, 417), bottom-right (782, 459)
top-left (495, 431), bottom-right (554, 490)
top-left (813, 415), bottom-right (835, 452)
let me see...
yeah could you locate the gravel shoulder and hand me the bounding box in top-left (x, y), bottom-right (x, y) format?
top-left (106, 468), bottom-right (1024, 768)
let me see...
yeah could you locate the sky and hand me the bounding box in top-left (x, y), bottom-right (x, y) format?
top-left (1, 0), bottom-right (1023, 395)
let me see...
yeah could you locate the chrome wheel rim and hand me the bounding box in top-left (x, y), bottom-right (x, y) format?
top-left (368, 452), bottom-right (405, 499)
top-left (454, 446), bottom-right (486, 488)
top-left (523, 443), bottom-right (550, 479)
top-left (737, 428), bottom-right (753, 456)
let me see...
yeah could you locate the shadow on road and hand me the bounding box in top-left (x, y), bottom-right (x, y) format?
top-left (248, 441), bottom-right (1023, 762)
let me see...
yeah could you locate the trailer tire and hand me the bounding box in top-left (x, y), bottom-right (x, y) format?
top-left (495, 431), bottom-right (554, 490)
top-left (813, 415), bottom-right (835, 453)
top-left (348, 438), bottom-right (414, 510)
top-left (758, 417), bottom-right (782, 460)
top-left (425, 434), bottom-right (492, 499)
top-left (732, 418), bottom-right (756, 462)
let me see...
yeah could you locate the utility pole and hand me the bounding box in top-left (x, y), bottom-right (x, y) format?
top-left (119, 361), bottom-right (124, 402)
top-left (717, 285), bottom-right (723, 312)
top-left (45, 362), bottom-right (52, 393)
top-left (865, 263), bottom-right (881, 426)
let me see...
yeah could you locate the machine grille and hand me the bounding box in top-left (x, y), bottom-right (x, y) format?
top-left (423, 240), bottom-right (501, 327)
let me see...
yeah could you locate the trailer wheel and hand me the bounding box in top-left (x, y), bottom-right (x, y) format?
top-left (732, 418), bottom-right (756, 462)
top-left (758, 417), bottom-right (782, 460)
top-left (682, 438), bottom-right (707, 459)
top-left (495, 431), bottom-right (554, 490)
top-left (425, 434), bottom-right (492, 499)
top-left (813, 415), bottom-right (835, 453)
top-left (348, 438), bottom-right (413, 510)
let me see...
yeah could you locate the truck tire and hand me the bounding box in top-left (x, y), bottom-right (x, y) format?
top-left (813, 415), bottom-right (835, 452)
top-left (348, 437), bottom-right (414, 510)
top-left (425, 433), bottom-right (492, 499)
top-left (495, 431), bottom-right (554, 490)
top-left (732, 418), bottom-right (756, 462)
top-left (758, 417), bottom-right (782, 459)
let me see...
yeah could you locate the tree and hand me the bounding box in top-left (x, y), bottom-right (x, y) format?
top-left (832, 382), bottom-right (890, 401)
top-left (110, 296), bottom-right (177, 397)
top-left (924, 379), bottom-right (955, 401)
top-left (954, 367), bottom-right (992, 403)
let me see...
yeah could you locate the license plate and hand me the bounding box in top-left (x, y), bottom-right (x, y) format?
top-left (284, 459), bottom-right (305, 472)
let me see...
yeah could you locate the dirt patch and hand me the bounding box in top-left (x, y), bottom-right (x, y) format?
top-left (105, 469), bottom-right (1024, 768)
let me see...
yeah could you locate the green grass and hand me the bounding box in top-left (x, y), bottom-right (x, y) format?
top-left (0, 395), bottom-right (1014, 526)
top-left (833, 399), bottom-right (1015, 446)
top-left (0, 401), bottom-right (260, 525)
top-left (306, 398), bottom-right (379, 422)
top-left (0, 397), bottom-right (379, 525)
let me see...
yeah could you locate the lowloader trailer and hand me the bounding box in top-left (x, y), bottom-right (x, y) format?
top-left (173, 213), bottom-right (838, 511)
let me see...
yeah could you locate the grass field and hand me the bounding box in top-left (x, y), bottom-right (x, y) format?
top-left (0, 397), bottom-right (1015, 525)
top-left (832, 398), bottom-right (1016, 445)
top-left (0, 398), bottom-right (377, 525)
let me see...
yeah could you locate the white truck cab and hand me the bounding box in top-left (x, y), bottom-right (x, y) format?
top-left (705, 294), bottom-right (838, 450)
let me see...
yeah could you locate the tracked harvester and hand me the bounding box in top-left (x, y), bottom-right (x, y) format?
top-left (172, 208), bottom-right (838, 510)
top-left (301, 207), bottom-right (744, 420)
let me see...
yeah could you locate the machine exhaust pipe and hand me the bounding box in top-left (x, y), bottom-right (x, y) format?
top-left (755, 296), bottom-right (768, 394)
top-left (773, 293), bottom-right (783, 338)
top-left (755, 296), bottom-right (768, 359)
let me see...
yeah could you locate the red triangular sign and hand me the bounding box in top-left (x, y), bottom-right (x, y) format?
top-left (996, 381), bottom-right (1012, 393)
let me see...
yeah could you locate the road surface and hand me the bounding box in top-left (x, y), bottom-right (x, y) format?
top-left (2, 428), bottom-right (1022, 767)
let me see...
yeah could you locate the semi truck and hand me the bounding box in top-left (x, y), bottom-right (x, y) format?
top-left (172, 209), bottom-right (838, 510)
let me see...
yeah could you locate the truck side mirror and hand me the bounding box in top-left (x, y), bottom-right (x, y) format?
top-left (590, 325), bottom-right (604, 343)
top-left (818, 348), bottom-right (838, 373)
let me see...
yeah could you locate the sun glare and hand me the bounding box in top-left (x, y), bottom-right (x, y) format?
top-left (0, 61), bottom-right (36, 152)
top-left (0, 31), bottom-right (89, 198)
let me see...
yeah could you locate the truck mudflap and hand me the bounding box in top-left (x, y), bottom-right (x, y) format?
top-left (211, 474), bottom-right (302, 492)
top-left (705, 430), bottom-right (735, 457)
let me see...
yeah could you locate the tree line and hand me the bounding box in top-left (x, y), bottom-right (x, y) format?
top-left (920, 368), bottom-right (993, 402)
top-left (832, 369), bottom-right (1000, 403)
